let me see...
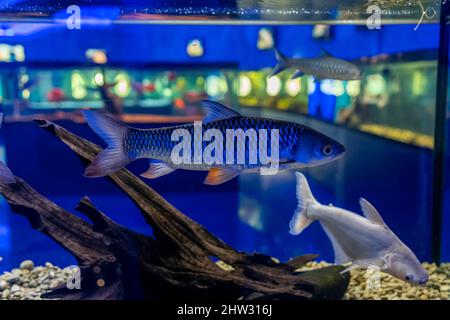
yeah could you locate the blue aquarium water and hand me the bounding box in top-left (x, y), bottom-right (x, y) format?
top-left (0, 0), bottom-right (448, 301)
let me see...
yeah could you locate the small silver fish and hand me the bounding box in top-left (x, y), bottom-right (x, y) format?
top-left (269, 48), bottom-right (363, 81)
top-left (290, 172), bottom-right (428, 285)
top-left (0, 113), bottom-right (16, 184)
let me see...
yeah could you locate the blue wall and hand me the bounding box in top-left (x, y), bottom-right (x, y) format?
top-left (1, 23), bottom-right (439, 68)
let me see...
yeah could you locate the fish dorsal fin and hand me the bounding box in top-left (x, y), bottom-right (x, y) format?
top-left (359, 198), bottom-right (386, 226)
top-left (320, 48), bottom-right (334, 57)
top-left (201, 100), bottom-right (240, 124)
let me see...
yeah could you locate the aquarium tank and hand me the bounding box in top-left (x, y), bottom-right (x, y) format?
top-left (0, 0), bottom-right (448, 304)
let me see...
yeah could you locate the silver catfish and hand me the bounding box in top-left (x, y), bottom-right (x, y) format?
top-left (290, 172), bottom-right (428, 285)
top-left (269, 48), bottom-right (363, 81)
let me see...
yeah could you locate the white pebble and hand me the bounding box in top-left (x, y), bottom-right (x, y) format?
top-left (0, 280), bottom-right (8, 290)
top-left (5, 274), bottom-right (20, 284)
top-left (10, 284), bottom-right (20, 293)
top-left (2, 289), bottom-right (10, 299)
top-left (20, 260), bottom-right (35, 271)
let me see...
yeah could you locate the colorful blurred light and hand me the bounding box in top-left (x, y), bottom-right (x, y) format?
top-left (205, 75), bottom-right (228, 97)
top-left (93, 72), bottom-right (104, 86)
top-left (114, 73), bottom-right (131, 98)
top-left (366, 74), bottom-right (386, 96)
top-left (320, 80), bottom-right (345, 96)
top-left (257, 28), bottom-right (274, 50)
top-left (162, 88), bottom-right (172, 97)
top-left (412, 71), bottom-right (426, 96)
top-left (71, 72), bottom-right (87, 99)
top-left (22, 89), bottom-right (30, 99)
top-left (13, 45), bottom-right (25, 62)
top-left (346, 80), bottom-right (361, 97)
top-left (307, 77), bottom-right (316, 95)
top-left (266, 76), bottom-right (281, 96)
top-left (238, 75), bottom-right (252, 97)
top-left (86, 49), bottom-right (107, 64)
top-left (285, 78), bottom-right (301, 96)
top-left (20, 74), bottom-right (29, 84)
top-left (187, 39), bottom-right (204, 57)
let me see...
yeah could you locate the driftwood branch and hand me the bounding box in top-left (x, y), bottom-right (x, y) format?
top-left (0, 119), bottom-right (350, 300)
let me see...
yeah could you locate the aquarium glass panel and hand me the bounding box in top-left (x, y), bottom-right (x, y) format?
top-left (0, 0), bottom-right (447, 302)
top-left (442, 8), bottom-right (450, 263)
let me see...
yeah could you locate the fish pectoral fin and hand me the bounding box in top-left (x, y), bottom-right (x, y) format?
top-left (340, 258), bottom-right (382, 274)
top-left (201, 100), bottom-right (241, 124)
top-left (140, 160), bottom-right (176, 179)
top-left (290, 70), bottom-right (305, 79)
top-left (354, 257), bottom-right (385, 269)
top-left (340, 263), bottom-right (359, 274)
top-left (359, 198), bottom-right (387, 227)
top-left (204, 167), bottom-right (239, 185)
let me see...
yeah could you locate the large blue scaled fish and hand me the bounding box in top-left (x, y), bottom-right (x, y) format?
top-left (83, 101), bottom-right (345, 185)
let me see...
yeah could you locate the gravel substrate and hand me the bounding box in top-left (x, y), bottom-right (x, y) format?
top-left (1, 259), bottom-right (449, 300)
top-left (298, 261), bottom-right (450, 300)
top-left (0, 260), bottom-right (78, 300)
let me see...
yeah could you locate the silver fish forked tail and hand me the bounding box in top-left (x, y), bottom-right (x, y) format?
top-left (289, 172), bottom-right (318, 235)
top-left (268, 48), bottom-right (289, 78)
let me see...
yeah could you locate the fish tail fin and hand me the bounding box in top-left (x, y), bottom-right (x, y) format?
top-left (82, 110), bottom-right (131, 177)
top-left (268, 48), bottom-right (289, 78)
top-left (289, 172), bottom-right (319, 235)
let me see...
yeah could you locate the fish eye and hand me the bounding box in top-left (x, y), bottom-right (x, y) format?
top-left (322, 144), bottom-right (333, 156)
top-left (405, 274), bottom-right (413, 281)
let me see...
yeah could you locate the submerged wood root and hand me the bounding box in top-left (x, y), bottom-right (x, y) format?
top-left (0, 120), bottom-right (349, 300)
